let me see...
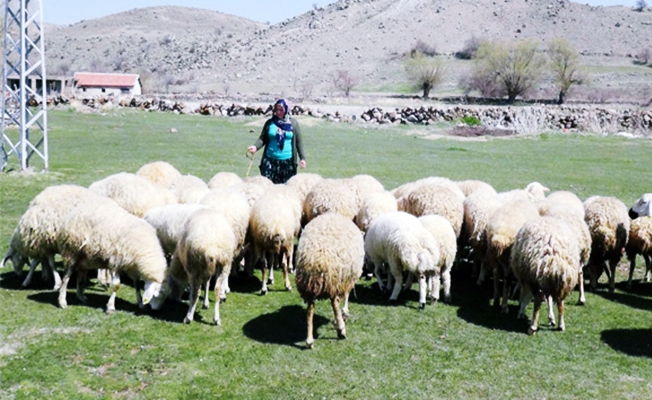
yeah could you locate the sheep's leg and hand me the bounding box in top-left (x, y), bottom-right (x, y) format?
top-left (219, 272), bottom-right (229, 302)
top-left (492, 262), bottom-right (501, 308)
top-left (417, 273), bottom-right (427, 310)
top-left (607, 259), bottom-right (618, 293)
top-left (306, 300), bottom-right (315, 349)
top-left (184, 283), bottom-right (201, 324)
top-left (213, 273), bottom-right (226, 326)
top-left (373, 262), bottom-right (386, 293)
top-left (21, 258), bottom-right (39, 288)
top-left (431, 272), bottom-right (441, 305)
top-left (202, 278), bottom-right (211, 309)
top-left (643, 254), bottom-right (652, 283)
top-left (441, 265), bottom-right (452, 303)
top-left (476, 261), bottom-right (487, 286)
top-left (388, 264), bottom-right (403, 303)
top-left (135, 279), bottom-right (144, 309)
top-left (40, 257), bottom-right (52, 282)
top-left (58, 264), bottom-right (74, 309)
top-left (627, 255), bottom-right (636, 290)
top-left (547, 295), bottom-right (556, 327)
top-left (48, 256), bottom-right (61, 291)
top-left (106, 272), bottom-right (120, 314)
top-left (403, 272), bottom-right (414, 292)
top-left (577, 268), bottom-right (586, 305)
top-left (517, 287), bottom-right (532, 320)
top-left (331, 296), bottom-right (346, 339)
top-left (282, 247), bottom-right (292, 292)
top-left (500, 266), bottom-right (511, 314)
top-left (557, 299), bottom-right (566, 332)
top-left (260, 252), bottom-right (269, 295)
top-left (267, 253), bottom-right (275, 285)
top-left (75, 269), bottom-right (89, 304)
top-left (342, 291), bottom-right (351, 321)
top-left (528, 293), bottom-right (544, 336)
top-left (427, 275), bottom-right (435, 304)
top-left (588, 261), bottom-right (601, 290)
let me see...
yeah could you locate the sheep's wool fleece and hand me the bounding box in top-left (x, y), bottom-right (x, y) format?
top-left (136, 161), bottom-right (182, 188)
top-left (296, 213), bottom-right (364, 302)
top-left (511, 217), bottom-right (580, 300)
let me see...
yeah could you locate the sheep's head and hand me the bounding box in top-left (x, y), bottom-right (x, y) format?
top-left (629, 193), bottom-right (652, 219)
top-left (1, 248), bottom-right (28, 275)
top-left (525, 182), bottom-right (550, 200)
top-left (142, 281), bottom-right (163, 308)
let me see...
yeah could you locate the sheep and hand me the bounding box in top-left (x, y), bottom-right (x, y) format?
top-left (349, 174), bottom-right (385, 194)
top-left (629, 193), bottom-right (652, 219)
top-left (285, 172), bottom-right (324, 204)
top-left (394, 177), bottom-right (465, 208)
top-left (168, 174), bottom-right (210, 204)
top-left (245, 175), bottom-right (275, 189)
top-left (462, 191), bottom-right (504, 283)
top-left (511, 216), bottom-right (581, 334)
top-left (207, 171), bottom-right (243, 189)
top-left (230, 181), bottom-right (269, 208)
top-left (364, 211), bottom-right (440, 309)
top-left (136, 161), bottom-right (182, 188)
top-left (485, 199), bottom-right (540, 312)
top-left (173, 208), bottom-right (237, 325)
top-left (355, 190), bottom-right (398, 233)
top-left (524, 181), bottom-right (550, 200)
top-left (248, 185), bottom-right (302, 294)
top-left (625, 216), bottom-right (652, 289)
top-left (89, 172), bottom-right (176, 217)
top-left (583, 196), bottom-right (630, 293)
top-left (1, 184), bottom-right (118, 289)
top-left (541, 190), bottom-right (585, 219)
top-left (295, 212), bottom-right (365, 349)
top-left (303, 179), bottom-right (360, 224)
top-left (456, 179), bottom-right (497, 197)
top-left (401, 183), bottom-right (465, 238)
top-left (56, 200), bottom-right (168, 313)
top-left (143, 203), bottom-right (209, 260)
top-left (418, 214), bottom-right (457, 303)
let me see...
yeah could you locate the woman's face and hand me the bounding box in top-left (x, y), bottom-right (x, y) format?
top-left (274, 104), bottom-right (286, 118)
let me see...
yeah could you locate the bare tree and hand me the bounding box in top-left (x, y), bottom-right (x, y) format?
top-left (548, 38), bottom-right (589, 104)
top-left (635, 0), bottom-right (647, 11)
top-left (333, 70), bottom-right (358, 97)
top-left (471, 39), bottom-right (546, 103)
top-left (404, 51), bottom-right (445, 99)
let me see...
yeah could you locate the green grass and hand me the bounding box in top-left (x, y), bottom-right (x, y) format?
top-left (1, 109), bottom-right (652, 399)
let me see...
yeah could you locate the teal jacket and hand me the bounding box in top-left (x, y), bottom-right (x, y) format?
top-left (253, 117), bottom-right (305, 170)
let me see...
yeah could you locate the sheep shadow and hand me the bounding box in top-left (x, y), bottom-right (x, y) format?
top-left (26, 290), bottom-right (134, 312)
top-left (242, 304), bottom-right (329, 348)
top-left (0, 270), bottom-right (58, 291)
top-left (601, 329), bottom-right (652, 358)
top-left (590, 288), bottom-right (652, 312)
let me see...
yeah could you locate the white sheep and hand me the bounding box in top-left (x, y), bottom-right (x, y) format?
top-left (56, 200), bottom-right (168, 313)
top-left (285, 172), bottom-right (324, 204)
top-left (401, 183), bottom-right (465, 238)
top-left (524, 181), bottom-right (550, 200)
top-left (168, 174), bottom-right (210, 204)
top-left (456, 179), bottom-right (497, 197)
top-left (511, 216), bottom-right (581, 334)
top-left (1, 184), bottom-right (117, 289)
top-left (355, 190), bottom-right (398, 233)
top-left (89, 172), bottom-right (176, 217)
top-left (174, 208), bottom-right (237, 325)
top-left (364, 211), bottom-right (440, 309)
top-left (462, 191), bottom-right (504, 283)
top-left (295, 212), bottom-right (365, 349)
top-left (418, 214), bottom-right (457, 303)
top-left (349, 174), bottom-right (385, 194)
top-left (583, 196), bottom-right (630, 293)
top-left (303, 178), bottom-right (360, 224)
top-left (143, 203), bottom-right (209, 259)
top-left (485, 199), bottom-right (540, 312)
top-left (249, 185), bottom-right (303, 294)
top-left (629, 193), bottom-right (652, 219)
top-left (207, 171), bottom-right (243, 189)
top-left (625, 216), bottom-right (652, 289)
top-left (136, 161), bottom-right (182, 188)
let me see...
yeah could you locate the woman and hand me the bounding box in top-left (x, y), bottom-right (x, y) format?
top-left (247, 99), bottom-right (307, 184)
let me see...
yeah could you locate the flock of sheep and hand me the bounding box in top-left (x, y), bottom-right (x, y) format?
top-left (2, 160), bottom-right (651, 347)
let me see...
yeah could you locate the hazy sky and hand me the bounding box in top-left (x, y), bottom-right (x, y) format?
top-left (41, 0), bottom-right (636, 26)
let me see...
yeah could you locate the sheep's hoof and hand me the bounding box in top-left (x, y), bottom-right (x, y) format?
top-left (260, 289), bottom-right (268, 296)
top-left (558, 324), bottom-right (565, 332)
top-left (306, 340), bottom-right (314, 349)
top-left (342, 311), bottom-right (350, 322)
top-left (214, 318), bottom-right (221, 326)
top-left (183, 316), bottom-right (192, 324)
top-left (443, 295), bottom-right (451, 304)
top-left (527, 326), bottom-right (538, 336)
top-left (337, 329), bottom-right (346, 340)
top-left (285, 285), bottom-right (292, 292)
top-left (202, 303), bottom-right (209, 310)
top-left (577, 298), bottom-right (586, 306)
top-left (388, 298), bottom-right (397, 305)
top-left (548, 320), bottom-right (556, 327)
top-left (106, 308), bottom-right (115, 315)
top-left (500, 306), bottom-right (509, 315)
top-left (78, 295), bottom-right (88, 304)
top-left (418, 302), bottom-right (426, 310)
top-left (58, 302), bottom-right (67, 309)
top-left (220, 296), bottom-right (227, 303)
top-left (267, 278), bottom-right (274, 285)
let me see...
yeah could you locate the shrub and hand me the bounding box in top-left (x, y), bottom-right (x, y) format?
top-left (461, 115), bottom-right (481, 126)
top-left (410, 39), bottom-right (437, 57)
top-left (404, 51), bottom-right (445, 99)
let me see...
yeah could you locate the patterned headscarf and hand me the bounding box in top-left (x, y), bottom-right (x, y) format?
top-left (272, 98), bottom-right (293, 150)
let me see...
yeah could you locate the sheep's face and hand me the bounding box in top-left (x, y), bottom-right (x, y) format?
top-left (147, 282), bottom-right (171, 311)
top-left (142, 281), bottom-right (163, 307)
top-left (629, 194), bottom-right (652, 219)
top-left (1, 249), bottom-right (27, 275)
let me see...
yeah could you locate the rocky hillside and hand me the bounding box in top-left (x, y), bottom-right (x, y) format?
top-left (44, 0), bottom-right (652, 101)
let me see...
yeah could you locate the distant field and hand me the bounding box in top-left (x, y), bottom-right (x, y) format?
top-left (0, 109), bottom-right (651, 398)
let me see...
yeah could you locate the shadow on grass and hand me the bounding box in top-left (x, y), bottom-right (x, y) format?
top-left (601, 329), bottom-right (652, 358)
top-left (352, 279), bottom-right (431, 310)
top-left (242, 304), bottom-right (329, 348)
top-left (589, 285), bottom-right (652, 312)
top-left (26, 290), bottom-right (135, 312)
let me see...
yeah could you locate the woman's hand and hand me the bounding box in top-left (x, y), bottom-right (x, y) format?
top-left (299, 159), bottom-right (306, 169)
top-left (247, 145), bottom-right (257, 155)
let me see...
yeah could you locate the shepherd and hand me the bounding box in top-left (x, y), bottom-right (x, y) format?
top-left (247, 98), bottom-right (307, 184)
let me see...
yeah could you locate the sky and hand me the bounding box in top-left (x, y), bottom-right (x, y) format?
top-left (41, 0), bottom-right (637, 26)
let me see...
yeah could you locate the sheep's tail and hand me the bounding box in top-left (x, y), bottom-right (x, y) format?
top-left (0, 247), bottom-right (13, 268)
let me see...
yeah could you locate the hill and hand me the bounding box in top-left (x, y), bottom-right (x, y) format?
top-left (44, 0), bottom-right (652, 102)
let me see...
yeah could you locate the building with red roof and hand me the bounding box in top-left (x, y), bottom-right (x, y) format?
top-left (73, 72), bottom-right (142, 96)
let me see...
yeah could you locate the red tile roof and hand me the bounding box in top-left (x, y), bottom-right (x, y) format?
top-left (74, 72), bottom-right (139, 88)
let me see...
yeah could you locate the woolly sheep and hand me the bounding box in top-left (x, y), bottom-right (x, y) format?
top-left (174, 208), bottom-right (237, 325)
top-left (249, 185), bottom-right (303, 294)
top-left (303, 179), bottom-right (360, 224)
top-left (168, 174), bottom-right (210, 204)
top-left (485, 199), bottom-right (540, 312)
top-left (583, 196), bottom-right (629, 293)
top-left (89, 172), bottom-right (176, 217)
top-left (462, 191), bottom-right (504, 283)
top-left (393, 177), bottom-right (465, 208)
top-left (1, 184), bottom-right (118, 289)
top-left (349, 174), bottom-right (385, 194)
top-left (355, 190), bottom-right (398, 233)
top-left (541, 190), bottom-right (585, 219)
top-left (456, 179), bottom-right (497, 197)
top-left (625, 216), bottom-right (652, 289)
top-left (296, 212), bottom-right (365, 349)
top-left (364, 211), bottom-right (440, 309)
top-left (143, 203), bottom-right (209, 259)
top-left (511, 216), bottom-right (581, 334)
top-left (136, 161), bottom-right (182, 188)
top-left (207, 171), bottom-right (243, 189)
top-left (524, 181), bottom-right (550, 200)
top-left (230, 181), bottom-right (269, 208)
top-left (245, 175), bottom-right (274, 189)
top-left (418, 215), bottom-right (457, 303)
top-left (629, 193), bottom-right (652, 219)
top-left (401, 183), bottom-right (465, 238)
top-left (285, 172), bottom-right (324, 204)
top-left (56, 200), bottom-right (168, 313)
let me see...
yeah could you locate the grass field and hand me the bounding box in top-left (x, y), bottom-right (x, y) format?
top-left (1, 109), bottom-right (651, 399)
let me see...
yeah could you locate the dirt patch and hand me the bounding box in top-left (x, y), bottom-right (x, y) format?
top-left (449, 126), bottom-right (517, 138)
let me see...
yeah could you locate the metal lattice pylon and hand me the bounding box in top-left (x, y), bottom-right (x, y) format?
top-left (1, 0), bottom-right (48, 172)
